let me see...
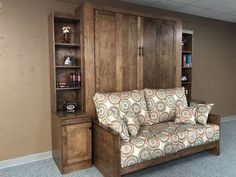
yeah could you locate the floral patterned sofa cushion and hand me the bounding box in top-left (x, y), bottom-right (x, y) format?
top-left (124, 111), bottom-right (141, 137)
top-left (120, 122), bottom-right (219, 168)
top-left (175, 106), bottom-right (197, 125)
top-left (195, 104), bottom-right (214, 125)
top-left (93, 90), bottom-right (150, 127)
top-left (144, 88), bottom-right (188, 124)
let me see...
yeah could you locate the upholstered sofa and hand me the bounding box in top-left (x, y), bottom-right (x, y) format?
top-left (93, 88), bottom-right (220, 177)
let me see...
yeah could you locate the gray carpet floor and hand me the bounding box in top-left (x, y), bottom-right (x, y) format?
top-left (1, 120), bottom-right (236, 177)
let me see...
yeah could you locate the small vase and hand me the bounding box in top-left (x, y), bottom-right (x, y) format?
top-left (63, 32), bottom-right (71, 43)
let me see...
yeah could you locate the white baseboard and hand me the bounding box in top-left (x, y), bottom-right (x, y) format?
top-left (0, 151), bottom-right (52, 170)
top-left (221, 115), bottom-right (236, 122)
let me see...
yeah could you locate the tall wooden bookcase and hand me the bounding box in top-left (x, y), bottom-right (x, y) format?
top-left (48, 12), bottom-right (92, 174)
top-left (182, 30), bottom-right (193, 103)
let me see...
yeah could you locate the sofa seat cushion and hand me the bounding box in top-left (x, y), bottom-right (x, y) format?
top-left (120, 122), bottom-right (219, 168)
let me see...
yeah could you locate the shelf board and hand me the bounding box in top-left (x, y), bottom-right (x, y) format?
top-left (182, 67), bottom-right (192, 69)
top-left (56, 87), bottom-right (81, 91)
top-left (182, 51), bottom-right (192, 54)
top-left (55, 42), bottom-right (80, 47)
top-left (182, 82), bottom-right (192, 84)
top-left (56, 66), bottom-right (81, 69)
top-left (54, 12), bottom-right (80, 21)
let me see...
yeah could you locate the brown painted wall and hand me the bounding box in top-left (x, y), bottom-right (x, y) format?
top-left (0, 0), bottom-right (236, 160)
top-left (0, 0), bottom-right (78, 161)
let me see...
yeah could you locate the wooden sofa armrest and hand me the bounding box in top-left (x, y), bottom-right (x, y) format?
top-left (93, 120), bottom-right (121, 177)
top-left (207, 114), bottom-right (220, 125)
top-left (93, 120), bottom-right (119, 136)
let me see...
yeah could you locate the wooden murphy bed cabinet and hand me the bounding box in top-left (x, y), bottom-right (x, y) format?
top-left (48, 11), bottom-right (92, 174)
top-left (78, 3), bottom-right (183, 177)
top-left (93, 9), bottom-right (182, 94)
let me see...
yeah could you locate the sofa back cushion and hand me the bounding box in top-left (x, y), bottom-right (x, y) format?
top-left (144, 87), bottom-right (188, 124)
top-left (93, 89), bottom-right (150, 127)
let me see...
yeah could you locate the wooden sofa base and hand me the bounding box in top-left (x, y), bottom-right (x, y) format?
top-left (121, 141), bottom-right (219, 175)
top-left (93, 114), bottom-right (220, 177)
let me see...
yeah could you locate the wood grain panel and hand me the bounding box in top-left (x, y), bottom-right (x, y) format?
top-left (95, 10), bottom-right (139, 92)
top-left (143, 18), bottom-right (178, 89)
top-left (120, 14), bottom-right (138, 91)
top-left (81, 3), bottom-right (96, 116)
top-left (143, 17), bottom-right (159, 89)
top-left (62, 123), bottom-right (91, 166)
top-left (159, 20), bottom-right (175, 88)
top-left (95, 10), bottom-right (117, 92)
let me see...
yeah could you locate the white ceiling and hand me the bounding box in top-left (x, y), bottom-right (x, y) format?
top-left (122, 0), bottom-right (236, 23)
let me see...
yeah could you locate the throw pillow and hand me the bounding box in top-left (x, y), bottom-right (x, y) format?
top-left (106, 113), bottom-right (130, 142)
top-left (124, 111), bottom-right (140, 137)
top-left (175, 106), bottom-right (196, 125)
top-left (144, 87), bottom-right (188, 124)
top-left (195, 104), bottom-right (214, 125)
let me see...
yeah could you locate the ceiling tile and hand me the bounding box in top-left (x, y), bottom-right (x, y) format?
top-left (121, 0), bottom-right (236, 23)
top-left (175, 5), bottom-right (204, 14)
top-left (153, 0), bottom-right (185, 10)
top-left (122, 0), bottom-right (160, 6)
top-left (214, 1), bottom-right (236, 13)
top-left (168, 0), bottom-right (195, 4)
top-left (196, 9), bottom-right (223, 18)
top-left (191, 0), bottom-right (231, 8)
top-left (216, 13), bottom-right (236, 20)
top-left (227, 10), bottom-right (236, 16)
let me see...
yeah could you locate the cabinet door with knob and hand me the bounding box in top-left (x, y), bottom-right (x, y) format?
top-left (94, 10), bottom-right (181, 93)
top-left (62, 123), bottom-right (92, 166)
top-left (142, 17), bottom-right (181, 89)
top-left (94, 10), bottom-right (139, 92)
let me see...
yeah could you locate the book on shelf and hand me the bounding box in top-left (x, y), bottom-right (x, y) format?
top-left (182, 54), bottom-right (192, 68)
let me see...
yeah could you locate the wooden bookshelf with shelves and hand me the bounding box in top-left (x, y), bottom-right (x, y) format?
top-left (182, 30), bottom-right (193, 103)
top-left (49, 12), bottom-right (83, 112)
top-left (49, 11), bottom-right (91, 174)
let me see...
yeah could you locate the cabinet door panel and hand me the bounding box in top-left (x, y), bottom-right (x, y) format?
top-left (143, 18), bottom-right (161, 88)
top-left (62, 123), bottom-right (91, 165)
top-left (143, 18), bottom-right (179, 89)
top-left (120, 14), bottom-right (138, 91)
top-left (159, 20), bottom-right (176, 88)
top-left (95, 10), bottom-right (117, 92)
top-left (95, 10), bottom-right (139, 93)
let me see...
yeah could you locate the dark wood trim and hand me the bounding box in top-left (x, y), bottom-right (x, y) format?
top-left (80, 3), bottom-right (96, 117)
top-left (93, 120), bottom-right (121, 177)
top-left (84, 3), bottom-right (181, 23)
top-left (208, 114), bottom-right (221, 125)
top-left (54, 11), bottom-right (80, 21)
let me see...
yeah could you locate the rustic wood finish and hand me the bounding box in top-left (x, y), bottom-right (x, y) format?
top-left (78, 3), bottom-right (182, 117)
top-left (73, 3), bottom-right (219, 177)
top-left (143, 17), bottom-right (161, 88)
top-left (80, 3), bottom-right (96, 116)
top-left (95, 10), bottom-right (117, 92)
top-left (93, 120), bottom-right (121, 177)
top-left (95, 10), bottom-right (139, 92)
top-left (49, 11), bottom-right (92, 174)
top-left (93, 114), bottom-right (220, 177)
top-left (51, 112), bottom-right (92, 174)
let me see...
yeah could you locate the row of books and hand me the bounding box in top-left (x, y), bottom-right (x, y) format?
top-left (182, 54), bottom-right (192, 68)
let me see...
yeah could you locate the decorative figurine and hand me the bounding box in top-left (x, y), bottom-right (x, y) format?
top-left (62, 26), bottom-right (71, 43)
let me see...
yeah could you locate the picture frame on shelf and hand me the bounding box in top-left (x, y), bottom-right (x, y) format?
top-left (181, 74), bottom-right (188, 82)
top-left (64, 55), bottom-right (75, 66)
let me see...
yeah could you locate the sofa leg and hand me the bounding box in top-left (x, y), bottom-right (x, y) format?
top-left (208, 141), bottom-right (220, 156)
